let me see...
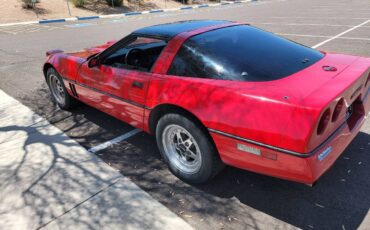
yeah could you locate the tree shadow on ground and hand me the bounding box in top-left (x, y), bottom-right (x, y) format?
top-left (0, 118), bottom-right (118, 228)
top-left (21, 4), bottom-right (50, 16)
top-left (79, 0), bottom-right (132, 15)
top-left (0, 90), bottom-right (182, 229)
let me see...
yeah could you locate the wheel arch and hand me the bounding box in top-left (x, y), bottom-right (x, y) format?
top-left (43, 63), bottom-right (55, 81)
top-left (148, 104), bottom-right (217, 148)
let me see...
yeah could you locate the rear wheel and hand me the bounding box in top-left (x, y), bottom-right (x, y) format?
top-left (156, 113), bottom-right (224, 184)
top-left (46, 68), bottom-right (77, 110)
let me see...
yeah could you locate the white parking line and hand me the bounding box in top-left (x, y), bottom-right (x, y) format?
top-left (271, 16), bottom-right (370, 20)
top-left (339, 36), bottom-right (370, 41)
top-left (312, 19), bottom-right (370, 48)
top-left (88, 129), bottom-right (141, 153)
top-left (0, 29), bottom-right (16, 35)
top-left (277, 33), bottom-right (329, 38)
top-left (254, 22), bottom-right (355, 27)
top-left (278, 33), bottom-right (370, 41)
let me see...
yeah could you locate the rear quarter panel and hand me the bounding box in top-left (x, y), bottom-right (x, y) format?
top-left (146, 53), bottom-right (370, 155)
top-left (144, 75), bottom-right (318, 153)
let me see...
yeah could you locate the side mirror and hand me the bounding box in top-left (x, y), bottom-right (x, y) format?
top-left (88, 56), bottom-right (100, 68)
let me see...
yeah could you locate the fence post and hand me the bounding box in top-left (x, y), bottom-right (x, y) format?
top-left (31, 0), bottom-right (38, 18)
top-left (66, 0), bottom-right (71, 16)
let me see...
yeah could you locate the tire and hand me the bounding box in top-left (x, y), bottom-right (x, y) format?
top-left (156, 113), bottom-right (224, 184)
top-left (46, 68), bottom-right (77, 110)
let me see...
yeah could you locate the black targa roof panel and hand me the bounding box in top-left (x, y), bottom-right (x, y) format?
top-left (133, 20), bottom-right (230, 38)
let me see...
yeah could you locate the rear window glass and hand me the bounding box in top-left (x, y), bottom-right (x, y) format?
top-left (168, 25), bottom-right (324, 81)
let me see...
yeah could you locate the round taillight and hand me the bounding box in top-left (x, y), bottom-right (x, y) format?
top-left (332, 98), bottom-right (344, 122)
top-left (317, 108), bottom-right (331, 135)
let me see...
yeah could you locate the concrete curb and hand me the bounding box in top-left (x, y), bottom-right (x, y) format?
top-left (0, 0), bottom-right (253, 27)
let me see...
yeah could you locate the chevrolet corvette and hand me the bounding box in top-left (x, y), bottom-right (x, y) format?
top-left (43, 20), bottom-right (370, 184)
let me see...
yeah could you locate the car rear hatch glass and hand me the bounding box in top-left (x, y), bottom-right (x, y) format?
top-left (169, 25), bottom-right (325, 81)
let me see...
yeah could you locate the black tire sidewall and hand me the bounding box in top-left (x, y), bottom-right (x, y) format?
top-left (156, 113), bottom-right (219, 184)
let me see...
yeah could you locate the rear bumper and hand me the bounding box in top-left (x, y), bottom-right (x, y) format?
top-left (210, 88), bottom-right (370, 184)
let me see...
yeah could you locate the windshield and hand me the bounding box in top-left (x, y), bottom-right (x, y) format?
top-left (168, 25), bottom-right (324, 81)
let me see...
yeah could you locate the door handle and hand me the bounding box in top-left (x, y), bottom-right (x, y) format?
top-left (132, 81), bottom-right (143, 89)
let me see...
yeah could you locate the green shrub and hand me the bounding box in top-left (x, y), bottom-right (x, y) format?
top-left (22, 0), bottom-right (38, 8)
top-left (105, 0), bottom-right (123, 7)
top-left (72, 0), bottom-right (85, 7)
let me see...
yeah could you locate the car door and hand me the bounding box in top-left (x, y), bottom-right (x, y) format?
top-left (76, 36), bottom-right (166, 129)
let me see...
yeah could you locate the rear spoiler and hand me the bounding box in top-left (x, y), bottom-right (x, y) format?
top-left (46, 49), bottom-right (64, 56)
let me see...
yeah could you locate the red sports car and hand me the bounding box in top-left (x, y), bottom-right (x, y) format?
top-left (43, 20), bottom-right (370, 185)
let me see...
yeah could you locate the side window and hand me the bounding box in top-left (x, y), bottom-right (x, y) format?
top-left (103, 37), bottom-right (167, 72)
top-left (167, 40), bottom-right (225, 80)
top-left (167, 45), bottom-right (199, 78)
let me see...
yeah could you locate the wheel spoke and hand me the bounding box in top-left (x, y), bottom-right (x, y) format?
top-left (186, 149), bottom-right (197, 160)
top-left (178, 151), bottom-right (186, 161)
top-left (175, 130), bottom-right (182, 143)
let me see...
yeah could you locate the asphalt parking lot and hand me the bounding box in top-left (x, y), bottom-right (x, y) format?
top-left (1, 0), bottom-right (370, 229)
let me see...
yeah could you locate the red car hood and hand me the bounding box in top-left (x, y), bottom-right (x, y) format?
top-left (65, 40), bottom-right (117, 59)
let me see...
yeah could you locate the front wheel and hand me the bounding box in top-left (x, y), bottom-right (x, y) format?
top-left (46, 68), bottom-right (77, 110)
top-left (156, 113), bottom-right (224, 184)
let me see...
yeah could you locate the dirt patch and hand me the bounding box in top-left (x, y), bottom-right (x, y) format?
top-left (0, 0), bottom-right (212, 24)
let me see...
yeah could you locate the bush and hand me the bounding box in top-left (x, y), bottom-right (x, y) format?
top-left (105, 0), bottom-right (123, 7)
top-left (72, 0), bottom-right (85, 7)
top-left (22, 0), bottom-right (38, 8)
